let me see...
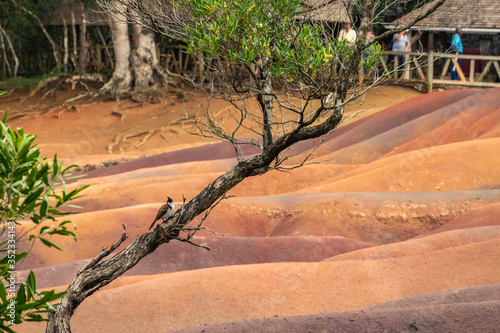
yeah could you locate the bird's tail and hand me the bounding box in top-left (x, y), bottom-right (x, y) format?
top-left (149, 220), bottom-right (158, 230)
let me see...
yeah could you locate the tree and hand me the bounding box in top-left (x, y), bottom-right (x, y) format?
top-left (98, 0), bottom-right (168, 96)
top-left (7, 0), bottom-right (62, 70)
top-left (0, 24), bottom-right (19, 78)
top-left (0, 0), bottom-right (63, 78)
top-left (46, 0), bottom-right (446, 331)
top-left (0, 108), bottom-right (88, 332)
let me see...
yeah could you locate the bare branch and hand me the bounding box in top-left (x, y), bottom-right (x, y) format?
top-left (372, 0), bottom-right (447, 47)
top-left (84, 224), bottom-right (128, 270)
top-left (172, 236), bottom-right (217, 252)
top-left (182, 194), bottom-right (233, 240)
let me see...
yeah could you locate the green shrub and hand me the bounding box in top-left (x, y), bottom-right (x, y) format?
top-left (0, 106), bottom-right (89, 332)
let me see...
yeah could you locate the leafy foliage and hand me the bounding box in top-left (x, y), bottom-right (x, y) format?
top-left (168, 0), bottom-right (385, 106)
top-left (0, 0), bottom-right (66, 78)
top-left (183, 0), bottom-right (361, 83)
top-left (0, 110), bottom-right (89, 331)
top-left (163, 0), bottom-right (384, 155)
top-left (0, 112), bottom-right (88, 237)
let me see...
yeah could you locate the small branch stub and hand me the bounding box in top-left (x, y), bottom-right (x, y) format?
top-left (84, 224), bottom-right (128, 270)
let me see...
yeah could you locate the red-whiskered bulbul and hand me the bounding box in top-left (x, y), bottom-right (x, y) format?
top-left (149, 197), bottom-right (175, 230)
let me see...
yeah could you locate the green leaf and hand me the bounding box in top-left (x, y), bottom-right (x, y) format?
top-left (0, 324), bottom-right (16, 333)
top-left (15, 301), bottom-right (39, 312)
top-left (0, 281), bottom-right (8, 304)
top-left (39, 238), bottom-right (63, 251)
top-left (38, 289), bottom-right (67, 303)
top-left (39, 196), bottom-right (48, 218)
top-left (16, 283), bottom-right (26, 306)
top-left (26, 271), bottom-right (37, 302)
top-left (22, 187), bottom-right (44, 208)
top-left (25, 313), bottom-right (47, 322)
top-left (17, 136), bottom-right (34, 159)
top-left (52, 154), bottom-right (59, 181)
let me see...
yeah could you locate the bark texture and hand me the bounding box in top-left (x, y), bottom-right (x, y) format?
top-left (258, 71), bottom-right (274, 151)
top-left (61, 13), bottom-right (69, 73)
top-left (99, 2), bottom-right (132, 95)
top-left (131, 23), bottom-right (159, 91)
top-left (100, 5), bottom-right (167, 96)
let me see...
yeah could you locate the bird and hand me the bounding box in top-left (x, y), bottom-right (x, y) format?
top-left (149, 197), bottom-right (175, 230)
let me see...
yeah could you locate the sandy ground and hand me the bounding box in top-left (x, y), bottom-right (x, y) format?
top-left (2, 85), bottom-right (500, 332)
top-left (0, 85), bottom-right (421, 166)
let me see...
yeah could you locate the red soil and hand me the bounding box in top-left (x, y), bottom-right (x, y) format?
top-left (3, 85), bottom-right (500, 333)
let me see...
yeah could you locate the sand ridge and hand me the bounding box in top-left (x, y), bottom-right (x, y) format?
top-left (5, 86), bottom-right (500, 332)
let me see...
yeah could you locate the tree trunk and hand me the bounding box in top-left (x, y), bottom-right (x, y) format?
top-left (0, 30), bottom-right (10, 77)
top-left (100, 4), bottom-right (169, 96)
top-left (71, 8), bottom-right (78, 70)
top-left (131, 22), bottom-right (157, 91)
top-left (99, 1), bottom-right (132, 95)
top-left (78, 0), bottom-right (87, 75)
top-left (13, 1), bottom-right (61, 69)
top-left (61, 13), bottom-right (69, 73)
top-left (0, 24), bottom-right (18, 77)
top-left (258, 69), bottom-right (274, 151)
top-left (33, 16), bottom-right (60, 69)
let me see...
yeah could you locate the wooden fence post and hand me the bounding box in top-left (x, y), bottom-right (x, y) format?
top-left (96, 44), bottom-right (102, 73)
top-left (470, 59), bottom-right (475, 82)
top-left (427, 51), bottom-right (434, 93)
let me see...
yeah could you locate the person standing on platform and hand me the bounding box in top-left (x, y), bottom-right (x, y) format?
top-left (451, 28), bottom-right (463, 80)
top-left (338, 23), bottom-right (357, 44)
top-left (392, 30), bottom-right (409, 78)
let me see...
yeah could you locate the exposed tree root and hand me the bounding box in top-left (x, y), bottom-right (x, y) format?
top-left (169, 116), bottom-right (191, 126)
top-left (135, 130), bottom-right (158, 148)
top-left (45, 104), bottom-right (80, 120)
top-left (5, 112), bottom-right (29, 121)
top-left (111, 103), bottom-right (127, 121)
top-left (74, 157), bottom-right (139, 173)
top-left (25, 73), bottom-right (106, 106)
top-left (107, 134), bottom-right (123, 154)
top-left (0, 87), bottom-right (18, 99)
top-left (64, 92), bottom-right (98, 105)
top-left (30, 76), bottom-right (60, 97)
top-left (111, 110), bottom-right (126, 121)
top-left (107, 129), bottom-right (159, 153)
top-left (29, 73), bottom-right (105, 100)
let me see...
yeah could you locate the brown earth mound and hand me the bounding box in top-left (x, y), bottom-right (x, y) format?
top-left (425, 201), bottom-right (500, 235)
top-left (2, 85), bottom-right (421, 166)
top-left (18, 235), bottom-right (373, 288)
top-left (313, 88), bottom-right (499, 165)
top-left (60, 87), bottom-right (500, 207)
top-left (18, 189), bottom-right (500, 271)
top-left (16, 236), bottom-right (500, 333)
top-left (324, 226), bottom-right (500, 262)
top-left (6, 86), bottom-right (500, 332)
top-left (173, 285), bottom-right (500, 333)
top-left (301, 138), bottom-right (500, 193)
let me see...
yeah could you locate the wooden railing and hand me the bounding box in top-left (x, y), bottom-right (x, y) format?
top-left (86, 45), bottom-right (500, 93)
top-left (378, 51), bottom-right (500, 92)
